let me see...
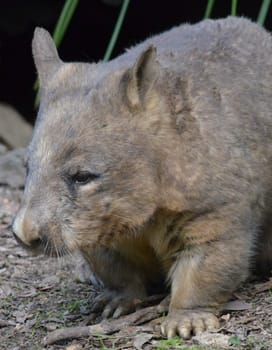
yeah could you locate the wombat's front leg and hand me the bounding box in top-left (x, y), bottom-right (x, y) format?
top-left (83, 247), bottom-right (147, 318)
top-left (162, 208), bottom-right (255, 339)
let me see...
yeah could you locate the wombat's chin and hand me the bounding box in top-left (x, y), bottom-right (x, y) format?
top-left (14, 232), bottom-right (70, 258)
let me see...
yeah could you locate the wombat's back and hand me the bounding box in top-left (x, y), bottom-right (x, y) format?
top-left (138, 17), bottom-right (272, 194)
top-left (109, 17), bottom-right (272, 154)
top-left (112, 17), bottom-right (272, 73)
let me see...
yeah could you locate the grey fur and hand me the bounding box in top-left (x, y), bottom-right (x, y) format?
top-left (13, 17), bottom-right (272, 338)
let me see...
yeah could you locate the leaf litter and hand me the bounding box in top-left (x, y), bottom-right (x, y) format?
top-left (1, 185), bottom-right (272, 349)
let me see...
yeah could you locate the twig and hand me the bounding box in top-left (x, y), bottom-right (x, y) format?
top-left (0, 319), bottom-right (16, 327)
top-left (44, 304), bottom-right (166, 345)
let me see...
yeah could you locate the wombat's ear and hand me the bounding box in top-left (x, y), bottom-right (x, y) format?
top-left (32, 27), bottom-right (62, 86)
top-left (124, 45), bottom-right (160, 109)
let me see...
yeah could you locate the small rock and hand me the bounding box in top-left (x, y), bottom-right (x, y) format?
top-left (65, 344), bottom-right (83, 350)
top-left (0, 148), bottom-right (26, 188)
top-left (194, 332), bottom-right (230, 348)
top-left (0, 103), bottom-right (32, 149)
top-left (14, 310), bottom-right (27, 323)
top-left (45, 322), bottom-right (58, 331)
top-left (0, 143), bottom-right (8, 155)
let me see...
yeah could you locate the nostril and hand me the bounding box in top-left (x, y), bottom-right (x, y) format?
top-left (12, 229), bottom-right (41, 250)
top-left (12, 210), bottom-right (41, 249)
top-left (12, 230), bottom-right (28, 247)
top-left (29, 237), bottom-right (42, 249)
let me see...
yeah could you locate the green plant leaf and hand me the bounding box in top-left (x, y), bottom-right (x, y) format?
top-left (229, 335), bottom-right (241, 346)
top-left (103, 0), bottom-right (130, 62)
top-left (53, 0), bottom-right (79, 47)
top-left (231, 0), bottom-right (238, 16)
top-left (204, 0), bottom-right (216, 18)
top-left (34, 0), bottom-right (79, 107)
top-left (257, 0), bottom-right (271, 25)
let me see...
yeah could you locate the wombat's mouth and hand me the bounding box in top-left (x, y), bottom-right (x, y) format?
top-left (12, 229), bottom-right (68, 258)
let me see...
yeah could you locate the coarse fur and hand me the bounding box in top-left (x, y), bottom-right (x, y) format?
top-left (13, 17), bottom-right (272, 338)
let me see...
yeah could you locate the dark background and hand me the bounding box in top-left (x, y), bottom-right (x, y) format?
top-left (0, 0), bottom-right (271, 124)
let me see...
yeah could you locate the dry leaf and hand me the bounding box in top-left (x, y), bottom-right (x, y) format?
top-left (222, 300), bottom-right (252, 311)
top-left (133, 333), bottom-right (153, 350)
top-left (221, 313), bottom-right (231, 321)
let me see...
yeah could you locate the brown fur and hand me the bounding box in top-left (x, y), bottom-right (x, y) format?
top-left (13, 17), bottom-right (272, 338)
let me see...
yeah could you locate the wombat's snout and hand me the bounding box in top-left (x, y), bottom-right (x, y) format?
top-left (12, 208), bottom-right (41, 250)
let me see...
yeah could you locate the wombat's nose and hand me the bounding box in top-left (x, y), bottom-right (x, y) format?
top-left (12, 208), bottom-right (41, 249)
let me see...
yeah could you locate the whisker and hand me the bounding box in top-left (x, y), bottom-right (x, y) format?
top-left (111, 213), bottom-right (137, 224)
top-left (43, 236), bottom-right (49, 254)
top-left (54, 236), bottom-right (61, 261)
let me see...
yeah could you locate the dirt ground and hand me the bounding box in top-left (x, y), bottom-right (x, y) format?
top-left (1, 182), bottom-right (272, 349)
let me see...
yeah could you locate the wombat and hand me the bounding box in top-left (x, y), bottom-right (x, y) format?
top-left (13, 17), bottom-right (272, 339)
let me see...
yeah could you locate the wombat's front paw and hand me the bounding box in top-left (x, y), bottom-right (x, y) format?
top-left (91, 290), bottom-right (143, 319)
top-left (161, 309), bottom-right (220, 339)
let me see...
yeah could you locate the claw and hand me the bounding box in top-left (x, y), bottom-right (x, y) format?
top-left (102, 305), bottom-right (114, 319)
top-left (112, 306), bottom-right (124, 319)
top-left (90, 289), bottom-right (144, 319)
top-left (161, 309), bottom-right (220, 339)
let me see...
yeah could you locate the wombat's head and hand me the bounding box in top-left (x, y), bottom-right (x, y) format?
top-left (12, 28), bottom-right (180, 257)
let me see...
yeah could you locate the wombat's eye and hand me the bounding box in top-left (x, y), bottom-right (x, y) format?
top-left (71, 171), bottom-right (100, 185)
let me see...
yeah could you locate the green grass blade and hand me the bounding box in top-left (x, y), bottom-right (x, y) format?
top-left (231, 0), bottom-right (238, 16)
top-left (103, 0), bottom-right (130, 62)
top-left (53, 0), bottom-right (79, 47)
top-left (34, 0), bottom-right (79, 107)
top-left (204, 0), bottom-right (215, 18)
top-left (257, 0), bottom-right (271, 25)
